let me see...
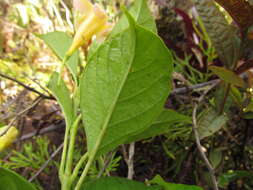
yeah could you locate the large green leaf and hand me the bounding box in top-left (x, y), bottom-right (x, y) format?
top-left (150, 175), bottom-right (203, 190)
top-left (193, 0), bottom-right (239, 68)
top-left (80, 14), bottom-right (172, 156)
top-left (197, 108), bottom-right (228, 140)
top-left (0, 167), bottom-right (36, 190)
top-left (81, 177), bottom-right (161, 190)
top-left (126, 109), bottom-right (191, 143)
top-left (38, 31), bottom-right (79, 82)
top-left (209, 66), bottom-right (245, 87)
top-left (111, 0), bottom-right (157, 35)
top-left (89, 0), bottom-right (156, 61)
top-left (48, 72), bottom-right (74, 127)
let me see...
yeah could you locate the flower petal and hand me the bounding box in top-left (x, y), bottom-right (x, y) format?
top-left (0, 126), bottom-right (19, 152)
top-left (67, 4), bottom-right (109, 56)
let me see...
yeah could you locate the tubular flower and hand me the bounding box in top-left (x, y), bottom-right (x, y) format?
top-left (66, 0), bottom-right (112, 57)
top-left (0, 126), bottom-right (19, 152)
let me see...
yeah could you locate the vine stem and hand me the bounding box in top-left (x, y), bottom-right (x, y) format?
top-left (59, 54), bottom-right (75, 181)
top-left (59, 123), bottom-right (70, 180)
top-left (74, 125), bottom-right (107, 190)
top-left (71, 153), bottom-right (88, 182)
top-left (65, 114), bottom-right (82, 176)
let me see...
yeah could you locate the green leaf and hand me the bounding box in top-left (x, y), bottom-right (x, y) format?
top-left (150, 175), bottom-right (203, 190)
top-left (218, 170), bottom-right (253, 188)
top-left (209, 66), bottom-right (245, 87)
top-left (111, 0), bottom-right (157, 35)
top-left (193, 0), bottom-right (239, 68)
top-left (81, 177), bottom-right (161, 190)
top-left (80, 14), bottom-right (172, 156)
top-left (0, 167), bottom-right (36, 190)
top-left (209, 149), bottom-right (223, 169)
top-left (214, 83), bottom-right (233, 112)
top-left (38, 31), bottom-right (79, 82)
top-left (126, 109), bottom-right (191, 143)
top-left (197, 108), bottom-right (228, 140)
top-left (48, 72), bottom-right (74, 127)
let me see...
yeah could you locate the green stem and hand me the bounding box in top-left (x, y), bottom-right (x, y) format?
top-left (59, 123), bottom-right (70, 180)
top-left (59, 55), bottom-right (72, 179)
top-left (65, 115), bottom-right (82, 175)
top-left (61, 179), bottom-right (72, 190)
top-left (74, 126), bottom-right (107, 190)
top-left (58, 55), bottom-right (70, 85)
top-left (71, 153), bottom-right (88, 182)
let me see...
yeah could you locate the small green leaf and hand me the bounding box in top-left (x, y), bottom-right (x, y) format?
top-left (218, 170), bottom-right (253, 188)
top-left (38, 31), bottom-right (79, 82)
top-left (81, 177), bottom-right (161, 190)
top-left (126, 109), bottom-right (191, 143)
top-left (48, 72), bottom-right (74, 127)
top-left (214, 83), bottom-right (233, 112)
top-left (0, 167), bottom-right (36, 190)
top-left (111, 0), bottom-right (157, 35)
top-left (209, 66), bottom-right (245, 87)
top-left (197, 108), bottom-right (228, 139)
top-left (209, 149), bottom-right (223, 168)
top-left (150, 175), bottom-right (203, 190)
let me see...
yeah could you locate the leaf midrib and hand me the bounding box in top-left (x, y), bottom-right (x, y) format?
top-left (89, 26), bottom-right (137, 153)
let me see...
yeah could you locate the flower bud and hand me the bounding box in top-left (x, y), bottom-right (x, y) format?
top-left (66, 0), bottom-right (112, 57)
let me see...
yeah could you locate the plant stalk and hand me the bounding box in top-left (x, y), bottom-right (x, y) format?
top-left (74, 125), bottom-right (108, 190)
top-left (65, 115), bottom-right (82, 176)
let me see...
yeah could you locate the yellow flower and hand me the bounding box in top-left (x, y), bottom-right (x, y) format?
top-left (66, 0), bottom-right (112, 57)
top-left (0, 126), bottom-right (19, 152)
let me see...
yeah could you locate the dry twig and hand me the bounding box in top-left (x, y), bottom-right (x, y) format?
top-left (122, 143), bottom-right (135, 179)
top-left (29, 143), bottom-right (64, 182)
top-left (192, 83), bottom-right (219, 190)
top-left (16, 121), bottom-right (65, 142)
top-left (0, 97), bottom-right (42, 137)
top-left (0, 72), bottom-right (54, 100)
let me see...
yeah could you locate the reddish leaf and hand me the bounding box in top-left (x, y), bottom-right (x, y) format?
top-left (194, 0), bottom-right (239, 68)
top-left (215, 0), bottom-right (253, 31)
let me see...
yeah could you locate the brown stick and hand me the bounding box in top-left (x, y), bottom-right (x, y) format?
top-left (192, 83), bottom-right (219, 190)
top-left (29, 143), bottom-right (64, 182)
top-left (0, 72), bottom-right (54, 100)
